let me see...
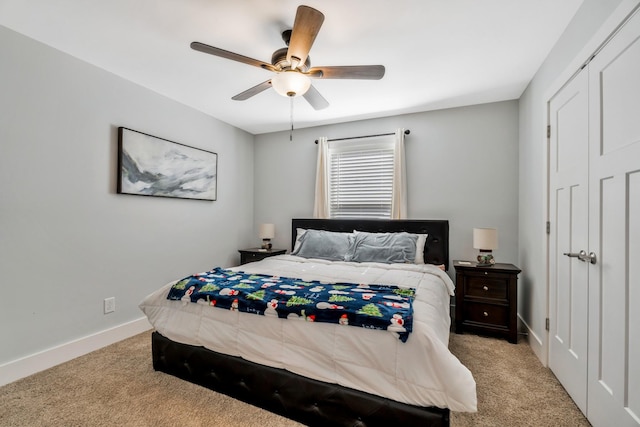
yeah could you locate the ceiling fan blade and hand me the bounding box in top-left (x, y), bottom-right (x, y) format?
top-left (287, 6), bottom-right (324, 70)
top-left (303, 84), bottom-right (329, 110)
top-left (307, 65), bottom-right (385, 80)
top-left (231, 80), bottom-right (272, 101)
top-left (191, 41), bottom-right (276, 72)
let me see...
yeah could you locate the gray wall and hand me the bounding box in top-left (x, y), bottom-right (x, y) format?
top-left (518, 0), bottom-right (627, 360)
top-left (254, 100), bottom-right (520, 275)
top-left (9, 0), bottom-right (618, 371)
top-left (0, 26), bottom-right (255, 365)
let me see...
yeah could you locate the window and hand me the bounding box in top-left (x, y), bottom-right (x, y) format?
top-left (327, 136), bottom-right (395, 218)
top-left (314, 129), bottom-right (407, 219)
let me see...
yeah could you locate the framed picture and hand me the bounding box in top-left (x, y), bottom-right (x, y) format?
top-left (117, 127), bottom-right (217, 201)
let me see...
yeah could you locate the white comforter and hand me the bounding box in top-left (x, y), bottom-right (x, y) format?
top-left (139, 255), bottom-right (477, 412)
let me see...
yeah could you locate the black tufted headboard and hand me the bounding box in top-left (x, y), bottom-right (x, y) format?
top-left (291, 218), bottom-right (449, 271)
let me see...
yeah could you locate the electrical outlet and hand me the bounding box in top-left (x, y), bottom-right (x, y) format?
top-left (104, 297), bottom-right (115, 314)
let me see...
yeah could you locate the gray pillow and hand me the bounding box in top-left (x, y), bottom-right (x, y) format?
top-left (291, 229), bottom-right (353, 261)
top-left (347, 231), bottom-right (418, 264)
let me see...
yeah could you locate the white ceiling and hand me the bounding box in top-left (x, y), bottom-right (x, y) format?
top-left (0, 0), bottom-right (583, 135)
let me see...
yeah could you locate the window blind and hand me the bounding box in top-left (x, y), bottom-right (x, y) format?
top-left (328, 137), bottom-right (395, 219)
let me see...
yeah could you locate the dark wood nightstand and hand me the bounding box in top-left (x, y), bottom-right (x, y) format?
top-left (454, 260), bottom-right (521, 344)
top-left (238, 248), bottom-right (286, 265)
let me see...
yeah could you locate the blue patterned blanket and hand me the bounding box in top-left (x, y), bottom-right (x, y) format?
top-left (167, 267), bottom-right (415, 342)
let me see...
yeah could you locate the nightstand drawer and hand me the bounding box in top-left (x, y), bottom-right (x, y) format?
top-left (243, 252), bottom-right (267, 263)
top-left (238, 248), bottom-right (286, 265)
top-left (465, 276), bottom-right (508, 300)
top-left (463, 302), bottom-right (509, 327)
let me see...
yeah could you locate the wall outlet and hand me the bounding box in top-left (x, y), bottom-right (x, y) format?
top-left (104, 297), bottom-right (115, 314)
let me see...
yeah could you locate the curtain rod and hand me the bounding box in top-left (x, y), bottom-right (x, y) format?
top-left (314, 129), bottom-right (410, 144)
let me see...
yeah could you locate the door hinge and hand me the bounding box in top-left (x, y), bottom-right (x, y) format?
top-left (546, 318), bottom-right (550, 331)
top-left (547, 125), bottom-right (551, 139)
top-left (546, 221), bottom-right (550, 234)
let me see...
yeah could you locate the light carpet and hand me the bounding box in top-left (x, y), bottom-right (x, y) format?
top-left (0, 331), bottom-right (589, 426)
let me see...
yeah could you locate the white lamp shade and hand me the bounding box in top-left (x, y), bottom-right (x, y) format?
top-left (271, 71), bottom-right (311, 97)
top-left (473, 228), bottom-right (498, 250)
top-left (259, 223), bottom-right (275, 239)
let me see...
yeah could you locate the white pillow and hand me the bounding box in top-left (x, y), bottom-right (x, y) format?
top-left (415, 234), bottom-right (428, 264)
top-left (292, 228), bottom-right (307, 253)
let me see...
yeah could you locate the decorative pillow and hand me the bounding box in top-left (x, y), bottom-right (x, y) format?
top-left (291, 229), bottom-right (354, 261)
top-left (348, 231), bottom-right (418, 264)
top-left (351, 230), bottom-right (428, 264)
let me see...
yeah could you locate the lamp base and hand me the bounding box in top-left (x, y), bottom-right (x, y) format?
top-left (477, 252), bottom-right (495, 266)
top-left (261, 239), bottom-right (272, 250)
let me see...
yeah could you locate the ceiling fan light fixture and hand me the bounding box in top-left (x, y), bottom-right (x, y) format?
top-left (271, 70), bottom-right (311, 97)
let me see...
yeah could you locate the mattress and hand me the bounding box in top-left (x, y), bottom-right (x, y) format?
top-left (139, 255), bottom-right (477, 412)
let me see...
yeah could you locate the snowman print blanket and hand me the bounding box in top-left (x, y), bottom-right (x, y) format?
top-left (167, 267), bottom-right (414, 342)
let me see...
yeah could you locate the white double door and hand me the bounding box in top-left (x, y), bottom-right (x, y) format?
top-left (548, 7), bottom-right (640, 427)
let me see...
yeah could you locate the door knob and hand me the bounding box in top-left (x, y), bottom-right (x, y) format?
top-left (563, 250), bottom-right (597, 264)
top-left (564, 250), bottom-right (587, 260)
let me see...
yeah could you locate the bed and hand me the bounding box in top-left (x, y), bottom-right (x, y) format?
top-left (141, 218), bottom-right (476, 426)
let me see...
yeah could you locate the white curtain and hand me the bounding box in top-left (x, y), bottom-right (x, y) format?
top-left (313, 136), bottom-right (329, 218)
top-left (391, 128), bottom-right (407, 219)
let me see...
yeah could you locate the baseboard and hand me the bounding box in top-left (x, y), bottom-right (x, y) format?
top-left (0, 317), bottom-right (152, 387)
top-left (518, 314), bottom-right (546, 366)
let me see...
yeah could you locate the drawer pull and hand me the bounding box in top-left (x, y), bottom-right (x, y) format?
top-left (483, 311), bottom-right (489, 317)
top-left (483, 285), bottom-right (489, 291)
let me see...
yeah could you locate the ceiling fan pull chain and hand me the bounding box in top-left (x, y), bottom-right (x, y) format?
top-left (290, 96), bottom-right (294, 142)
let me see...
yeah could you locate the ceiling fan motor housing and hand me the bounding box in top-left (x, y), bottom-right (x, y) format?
top-left (271, 47), bottom-right (310, 72)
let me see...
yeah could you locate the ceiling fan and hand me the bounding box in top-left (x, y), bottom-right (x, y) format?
top-left (190, 5), bottom-right (385, 110)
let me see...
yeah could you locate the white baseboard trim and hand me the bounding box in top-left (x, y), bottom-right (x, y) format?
top-left (0, 317), bottom-right (152, 387)
top-left (518, 314), bottom-right (546, 366)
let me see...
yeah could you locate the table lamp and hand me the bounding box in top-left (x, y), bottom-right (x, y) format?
top-left (473, 228), bottom-right (498, 266)
top-left (259, 223), bottom-right (275, 249)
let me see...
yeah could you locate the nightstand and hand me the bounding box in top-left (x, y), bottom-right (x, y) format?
top-left (454, 260), bottom-right (521, 344)
top-left (238, 248), bottom-right (286, 265)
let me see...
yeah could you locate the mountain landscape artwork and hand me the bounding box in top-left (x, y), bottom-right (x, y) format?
top-left (117, 127), bottom-right (217, 201)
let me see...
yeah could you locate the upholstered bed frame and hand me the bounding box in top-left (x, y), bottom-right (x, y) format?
top-left (152, 218), bottom-right (451, 427)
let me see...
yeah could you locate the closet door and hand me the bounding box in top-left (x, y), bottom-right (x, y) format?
top-left (586, 8), bottom-right (640, 426)
top-left (548, 69), bottom-right (589, 415)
